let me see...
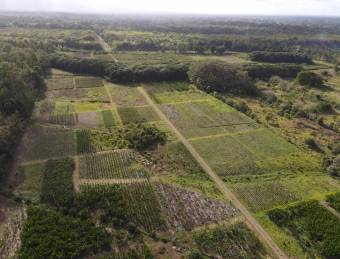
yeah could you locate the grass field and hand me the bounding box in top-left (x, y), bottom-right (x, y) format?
top-left (161, 100), bottom-right (256, 138)
top-left (190, 134), bottom-right (257, 176)
top-left (100, 109), bottom-right (120, 127)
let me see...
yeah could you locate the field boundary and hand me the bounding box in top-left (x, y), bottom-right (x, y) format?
top-left (138, 86), bottom-right (288, 259)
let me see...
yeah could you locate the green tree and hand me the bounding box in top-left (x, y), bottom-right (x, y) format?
top-left (297, 71), bottom-right (324, 88)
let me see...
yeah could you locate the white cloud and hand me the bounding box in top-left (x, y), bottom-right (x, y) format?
top-left (1, 0), bottom-right (340, 16)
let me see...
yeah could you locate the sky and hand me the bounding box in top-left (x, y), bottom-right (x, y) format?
top-left (1, 0), bottom-right (340, 16)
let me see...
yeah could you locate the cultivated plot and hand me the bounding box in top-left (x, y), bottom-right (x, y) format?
top-left (18, 125), bottom-right (77, 162)
top-left (190, 134), bottom-right (257, 176)
top-left (79, 149), bottom-right (148, 179)
top-left (46, 87), bottom-right (110, 103)
top-left (108, 84), bottom-right (148, 106)
top-left (118, 106), bottom-right (160, 124)
top-left (161, 100), bottom-right (256, 138)
top-left (156, 183), bottom-right (239, 230)
top-left (74, 76), bottom-right (103, 88)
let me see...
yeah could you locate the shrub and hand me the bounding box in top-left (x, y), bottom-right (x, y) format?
top-left (327, 155), bottom-right (340, 177)
top-left (188, 61), bottom-right (257, 95)
top-left (304, 137), bottom-right (319, 151)
top-left (123, 123), bottom-right (166, 150)
top-left (297, 71), bottom-right (324, 88)
top-left (246, 64), bottom-right (302, 80)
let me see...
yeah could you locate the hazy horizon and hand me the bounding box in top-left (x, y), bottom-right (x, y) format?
top-left (2, 0), bottom-right (340, 17)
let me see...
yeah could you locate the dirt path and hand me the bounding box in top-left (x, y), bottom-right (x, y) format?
top-left (73, 156), bottom-right (80, 192)
top-left (94, 33), bottom-right (118, 62)
top-left (320, 200), bottom-right (340, 219)
top-left (138, 87), bottom-right (287, 259)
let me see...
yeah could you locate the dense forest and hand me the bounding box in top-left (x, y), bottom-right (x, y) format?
top-left (0, 41), bottom-right (48, 181)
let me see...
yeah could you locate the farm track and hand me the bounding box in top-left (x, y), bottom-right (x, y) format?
top-left (94, 33), bottom-right (118, 62)
top-left (138, 86), bottom-right (288, 259)
top-left (320, 200), bottom-right (340, 220)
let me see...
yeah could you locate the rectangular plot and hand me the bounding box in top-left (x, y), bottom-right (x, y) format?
top-left (101, 110), bottom-right (118, 127)
top-left (153, 90), bottom-right (209, 104)
top-left (235, 128), bottom-right (299, 159)
top-left (79, 150), bottom-right (148, 179)
top-left (46, 87), bottom-right (110, 103)
top-left (109, 85), bottom-right (148, 107)
top-left (118, 106), bottom-right (160, 124)
top-left (14, 163), bottom-right (45, 202)
top-left (54, 101), bottom-right (75, 114)
top-left (18, 125), bottom-right (76, 162)
top-left (190, 135), bottom-right (257, 176)
top-left (46, 77), bottom-right (74, 90)
top-left (77, 111), bottom-right (101, 128)
top-left (74, 76), bottom-right (103, 88)
top-left (231, 181), bottom-right (298, 212)
top-left (161, 100), bottom-right (254, 138)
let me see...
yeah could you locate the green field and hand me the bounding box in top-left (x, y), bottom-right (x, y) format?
top-left (108, 84), bottom-right (148, 106)
top-left (118, 106), bottom-right (160, 124)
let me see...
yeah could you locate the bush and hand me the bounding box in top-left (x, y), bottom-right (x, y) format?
top-left (19, 206), bottom-right (110, 259)
top-left (304, 137), bottom-right (320, 151)
top-left (123, 123), bottom-right (166, 150)
top-left (327, 155), bottom-right (340, 177)
top-left (188, 61), bottom-right (257, 95)
top-left (297, 71), bottom-right (324, 88)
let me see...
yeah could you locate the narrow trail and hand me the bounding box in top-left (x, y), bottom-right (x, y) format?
top-left (138, 86), bottom-right (287, 259)
top-left (320, 200), bottom-right (340, 220)
top-left (73, 156), bottom-right (80, 192)
top-left (94, 33), bottom-right (118, 62)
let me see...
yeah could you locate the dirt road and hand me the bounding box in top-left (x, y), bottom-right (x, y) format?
top-left (94, 33), bottom-right (119, 62)
top-left (320, 200), bottom-right (340, 219)
top-left (138, 87), bottom-right (287, 259)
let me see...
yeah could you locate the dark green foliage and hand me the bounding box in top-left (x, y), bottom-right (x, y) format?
top-left (304, 137), bottom-right (320, 151)
top-left (50, 53), bottom-right (189, 83)
top-left (297, 71), bottom-right (324, 87)
top-left (0, 46), bottom-right (47, 180)
top-left (268, 200), bottom-right (340, 258)
top-left (123, 123), bottom-right (166, 150)
top-left (19, 205), bottom-right (110, 259)
top-left (250, 51), bottom-right (312, 64)
top-left (189, 61), bottom-right (257, 95)
top-left (76, 184), bottom-right (165, 232)
top-left (326, 192), bottom-right (340, 212)
top-left (327, 155), bottom-right (340, 177)
top-left (40, 158), bottom-right (75, 208)
top-left (246, 64), bottom-right (302, 80)
top-left (193, 222), bottom-right (265, 258)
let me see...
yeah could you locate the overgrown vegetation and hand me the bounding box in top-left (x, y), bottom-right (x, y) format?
top-left (326, 192), bottom-right (340, 212)
top-left (19, 205), bottom-right (110, 259)
top-left (193, 222), bottom-right (265, 258)
top-left (188, 61), bottom-right (257, 95)
top-left (268, 200), bottom-right (340, 258)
